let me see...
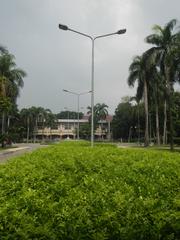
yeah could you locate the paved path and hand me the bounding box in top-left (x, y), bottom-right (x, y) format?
top-left (0, 143), bottom-right (49, 164)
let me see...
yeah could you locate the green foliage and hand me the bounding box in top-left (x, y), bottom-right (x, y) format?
top-left (0, 96), bottom-right (12, 113)
top-left (87, 103), bottom-right (109, 128)
top-left (112, 98), bottom-right (145, 141)
top-left (56, 111), bottom-right (83, 119)
top-left (0, 142), bottom-right (179, 239)
top-left (79, 123), bottom-right (91, 139)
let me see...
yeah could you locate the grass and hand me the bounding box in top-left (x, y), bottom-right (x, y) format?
top-left (0, 141), bottom-right (179, 239)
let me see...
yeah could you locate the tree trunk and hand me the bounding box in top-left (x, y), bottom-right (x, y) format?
top-left (1, 111), bottom-right (5, 135)
top-left (1, 112), bottom-right (6, 148)
top-left (144, 80), bottom-right (149, 146)
top-left (108, 121), bottom-right (111, 141)
top-left (163, 100), bottom-right (167, 144)
top-left (166, 70), bottom-right (174, 151)
top-left (137, 103), bottom-right (140, 144)
top-left (149, 112), bottom-right (152, 143)
top-left (34, 118), bottom-right (37, 143)
top-left (7, 115), bottom-right (10, 132)
top-left (155, 100), bottom-right (160, 145)
top-left (27, 116), bottom-right (30, 143)
top-left (42, 120), bottom-right (44, 142)
top-left (154, 82), bottom-right (160, 145)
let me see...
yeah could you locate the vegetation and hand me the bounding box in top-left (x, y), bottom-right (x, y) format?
top-left (127, 19), bottom-right (180, 149)
top-left (112, 92), bottom-right (180, 144)
top-left (87, 103), bottom-right (109, 128)
top-left (0, 47), bottom-right (26, 146)
top-left (1, 19), bottom-right (180, 147)
top-left (0, 142), bottom-right (179, 239)
top-left (56, 110), bottom-right (83, 120)
top-left (112, 97), bottom-right (145, 142)
top-left (20, 106), bottom-right (57, 143)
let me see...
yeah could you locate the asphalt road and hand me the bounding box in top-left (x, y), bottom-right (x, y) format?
top-left (0, 143), bottom-right (49, 164)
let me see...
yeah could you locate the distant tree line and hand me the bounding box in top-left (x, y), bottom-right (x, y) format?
top-left (112, 93), bottom-right (180, 145)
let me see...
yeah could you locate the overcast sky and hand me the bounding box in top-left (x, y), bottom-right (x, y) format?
top-left (0, 0), bottom-right (180, 114)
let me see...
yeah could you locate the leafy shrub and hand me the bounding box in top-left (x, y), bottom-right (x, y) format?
top-left (0, 141), bottom-right (180, 239)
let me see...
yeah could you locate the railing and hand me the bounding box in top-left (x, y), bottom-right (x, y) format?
top-left (36, 128), bottom-right (75, 136)
top-left (36, 127), bottom-right (108, 136)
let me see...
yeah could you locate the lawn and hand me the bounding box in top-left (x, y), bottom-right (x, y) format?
top-left (0, 141), bottom-right (179, 239)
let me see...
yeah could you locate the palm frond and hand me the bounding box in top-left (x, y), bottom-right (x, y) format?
top-left (165, 19), bottom-right (177, 32)
top-left (136, 81), bottom-right (144, 101)
top-left (152, 24), bottom-right (163, 34)
top-left (127, 71), bottom-right (139, 87)
top-left (0, 45), bottom-right (8, 54)
top-left (145, 34), bottom-right (163, 46)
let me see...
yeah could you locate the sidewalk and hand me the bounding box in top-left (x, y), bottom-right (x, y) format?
top-left (0, 143), bottom-right (48, 164)
top-left (0, 146), bottom-right (30, 155)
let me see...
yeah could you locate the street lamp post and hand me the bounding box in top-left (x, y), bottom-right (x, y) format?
top-left (59, 24), bottom-right (126, 147)
top-left (63, 89), bottom-right (91, 140)
top-left (64, 107), bottom-right (70, 139)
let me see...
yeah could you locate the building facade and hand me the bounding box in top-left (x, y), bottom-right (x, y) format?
top-left (36, 116), bottom-right (112, 140)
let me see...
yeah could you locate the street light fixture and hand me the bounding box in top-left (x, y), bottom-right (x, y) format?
top-left (63, 89), bottom-right (91, 140)
top-left (59, 24), bottom-right (126, 147)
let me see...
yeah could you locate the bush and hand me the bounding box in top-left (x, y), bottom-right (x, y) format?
top-left (0, 142), bottom-right (179, 239)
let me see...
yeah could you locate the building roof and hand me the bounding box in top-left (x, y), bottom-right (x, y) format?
top-left (57, 119), bottom-right (88, 123)
top-left (57, 115), bottom-right (113, 123)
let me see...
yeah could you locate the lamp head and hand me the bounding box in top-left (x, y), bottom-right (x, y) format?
top-left (117, 29), bottom-right (126, 34)
top-left (59, 24), bottom-right (68, 31)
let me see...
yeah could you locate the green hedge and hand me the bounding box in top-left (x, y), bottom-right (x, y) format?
top-left (0, 142), bottom-right (180, 239)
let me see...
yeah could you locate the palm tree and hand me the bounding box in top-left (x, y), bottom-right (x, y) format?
top-left (44, 109), bottom-right (57, 140)
top-left (95, 103), bottom-right (108, 120)
top-left (145, 19), bottom-right (180, 150)
top-left (147, 64), bottom-right (163, 145)
top-left (0, 51), bottom-right (26, 136)
top-left (130, 96), bottom-right (141, 144)
top-left (87, 103), bottom-right (108, 139)
top-left (0, 45), bottom-right (8, 54)
top-left (95, 103), bottom-right (108, 139)
top-left (0, 53), bottom-right (26, 102)
top-left (20, 108), bottom-right (33, 143)
top-left (128, 55), bottom-right (150, 146)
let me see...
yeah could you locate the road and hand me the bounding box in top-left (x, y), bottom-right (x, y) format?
top-left (0, 143), bottom-right (49, 164)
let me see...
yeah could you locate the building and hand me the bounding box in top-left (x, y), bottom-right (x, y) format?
top-left (36, 116), bottom-right (112, 140)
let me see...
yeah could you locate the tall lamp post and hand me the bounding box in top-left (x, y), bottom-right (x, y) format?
top-left (63, 89), bottom-right (91, 140)
top-left (64, 107), bottom-right (70, 139)
top-left (59, 24), bottom-right (126, 147)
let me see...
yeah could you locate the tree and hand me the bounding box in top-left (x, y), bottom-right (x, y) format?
top-left (0, 48), bottom-right (26, 144)
top-left (145, 19), bottom-right (180, 150)
top-left (56, 111), bottom-right (83, 120)
top-left (112, 97), bottom-right (144, 141)
top-left (0, 45), bottom-right (8, 54)
top-left (173, 91), bottom-right (180, 140)
top-left (130, 96), bottom-right (141, 144)
top-left (127, 55), bottom-right (150, 146)
top-left (20, 108), bottom-right (33, 143)
top-left (79, 123), bottom-right (91, 139)
top-left (146, 63), bottom-right (163, 145)
top-left (95, 103), bottom-right (108, 120)
top-left (87, 103), bottom-right (108, 126)
top-left (0, 52), bottom-right (26, 103)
